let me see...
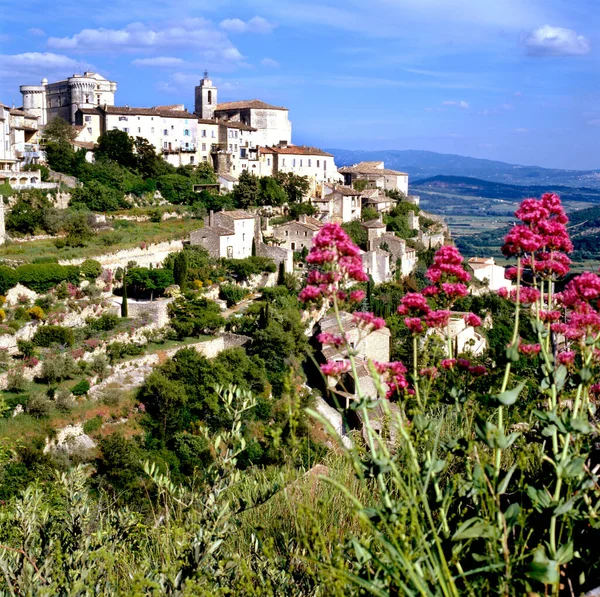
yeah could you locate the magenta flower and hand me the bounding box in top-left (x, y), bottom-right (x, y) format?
top-left (464, 313), bottom-right (482, 327)
top-left (518, 343), bottom-right (541, 356)
top-left (557, 351), bottom-right (576, 366)
top-left (397, 292), bottom-right (431, 316)
top-left (405, 317), bottom-right (425, 335)
top-left (352, 312), bottom-right (386, 331)
top-left (440, 359), bottom-right (457, 370)
top-left (321, 360), bottom-right (351, 377)
top-left (424, 310), bottom-right (451, 329)
top-left (349, 290), bottom-right (366, 303)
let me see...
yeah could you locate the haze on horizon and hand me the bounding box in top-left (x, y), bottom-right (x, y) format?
top-left (1, 0), bottom-right (598, 171)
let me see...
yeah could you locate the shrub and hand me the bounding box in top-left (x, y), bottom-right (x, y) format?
top-left (223, 256), bottom-right (276, 281)
top-left (82, 283), bottom-right (102, 299)
top-left (0, 266), bottom-right (18, 294)
top-left (100, 387), bottom-right (125, 406)
top-left (16, 263), bottom-right (80, 293)
top-left (54, 238), bottom-right (66, 249)
top-left (89, 354), bottom-right (110, 378)
top-left (17, 340), bottom-right (35, 358)
top-left (81, 259), bottom-right (103, 281)
top-left (88, 313), bottom-right (119, 332)
top-left (83, 415), bottom-right (103, 434)
top-left (34, 294), bottom-right (54, 311)
top-left (6, 369), bottom-right (26, 392)
top-left (26, 393), bottom-right (52, 418)
top-left (106, 342), bottom-right (145, 363)
top-left (27, 306), bottom-right (45, 321)
top-left (219, 284), bottom-right (250, 307)
top-left (71, 379), bottom-right (90, 396)
top-left (54, 389), bottom-right (76, 412)
top-left (39, 354), bottom-right (77, 384)
top-left (33, 325), bottom-right (74, 348)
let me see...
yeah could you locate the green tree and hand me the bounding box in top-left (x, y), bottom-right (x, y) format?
top-left (277, 261), bottom-right (286, 286)
top-left (95, 130), bottom-right (136, 168)
top-left (6, 191), bottom-right (51, 235)
top-left (289, 201), bottom-right (317, 218)
top-left (64, 210), bottom-right (94, 247)
top-left (232, 171), bottom-right (260, 208)
top-left (173, 251), bottom-right (188, 292)
top-left (168, 297), bottom-right (224, 339)
top-left (43, 116), bottom-right (78, 143)
top-left (133, 136), bottom-right (167, 179)
top-left (258, 176), bottom-right (287, 206)
top-left (139, 371), bottom-right (188, 438)
top-left (361, 206), bottom-right (379, 222)
top-left (275, 172), bottom-right (310, 203)
top-left (121, 273), bottom-right (128, 317)
top-left (71, 180), bottom-right (125, 212)
top-left (342, 220), bottom-right (368, 250)
top-left (80, 259), bottom-right (102, 280)
top-left (157, 174), bottom-right (196, 204)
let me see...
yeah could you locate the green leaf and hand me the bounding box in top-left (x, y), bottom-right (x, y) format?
top-left (504, 503), bottom-right (521, 529)
top-left (498, 464), bottom-right (518, 495)
top-left (555, 365), bottom-right (568, 392)
top-left (556, 542), bottom-right (574, 565)
top-left (495, 381), bottom-right (526, 406)
top-left (452, 517), bottom-right (497, 541)
top-left (553, 499), bottom-right (574, 517)
top-left (506, 343), bottom-right (520, 362)
top-left (580, 367), bottom-right (593, 382)
top-left (526, 546), bottom-right (559, 585)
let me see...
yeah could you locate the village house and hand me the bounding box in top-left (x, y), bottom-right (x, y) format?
top-left (271, 215), bottom-right (323, 252)
top-left (339, 161), bottom-right (409, 194)
top-left (317, 312), bottom-right (391, 403)
top-left (189, 209), bottom-right (255, 259)
top-left (362, 188), bottom-right (396, 214)
top-left (362, 217), bottom-right (418, 277)
top-left (361, 248), bottom-right (392, 284)
top-left (428, 313), bottom-right (488, 357)
top-left (468, 257), bottom-right (513, 292)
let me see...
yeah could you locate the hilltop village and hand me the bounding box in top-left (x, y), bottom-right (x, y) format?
top-left (0, 70), bottom-right (511, 507)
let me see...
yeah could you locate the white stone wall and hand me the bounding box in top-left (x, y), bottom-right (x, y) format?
top-left (59, 240), bottom-right (184, 270)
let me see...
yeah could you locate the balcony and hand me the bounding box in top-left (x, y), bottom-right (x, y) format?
top-left (162, 143), bottom-right (197, 154)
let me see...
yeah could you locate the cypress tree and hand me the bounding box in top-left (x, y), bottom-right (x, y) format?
top-left (173, 251), bottom-right (188, 292)
top-left (366, 278), bottom-right (372, 309)
top-left (277, 261), bottom-right (286, 286)
top-left (251, 237), bottom-right (257, 257)
top-left (121, 273), bottom-right (128, 318)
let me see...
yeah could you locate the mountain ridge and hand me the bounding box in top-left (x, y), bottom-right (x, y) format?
top-left (327, 148), bottom-right (600, 188)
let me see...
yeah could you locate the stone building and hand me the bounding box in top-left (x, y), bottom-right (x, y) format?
top-left (362, 217), bottom-right (418, 277)
top-left (313, 184), bottom-right (362, 223)
top-left (362, 188), bottom-right (396, 214)
top-left (339, 161), bottom-right (409, 194)
top-left (429, 313), bottom-right (488, 357)
top-left (75, 104), bottom-right (198, 167)
top-left (271, 215), bottom-right (323, 251)
top-left (189, 209), bottom-right (255, 259)
top-left (468, 257), bottom-right (513, 292)
top-left (20, 72), bottom-right (117, 126)
top-left (361, 248), bottom-right (392, 284)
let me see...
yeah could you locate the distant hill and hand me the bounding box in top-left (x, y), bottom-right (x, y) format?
top-left (328, 149), bottom-right (600, 188)
top-left (411, 175), bottom-right (600, 204)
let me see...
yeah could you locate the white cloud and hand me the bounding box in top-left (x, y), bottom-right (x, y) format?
top-left (28, 28), bottom-right (46, 37)
top-left (47, 19), bottom-right (244, 66)
top-left (442, 100), bottom-right (470, 109)
top-left (0, 52), bottom-right (84, 70)
top-left (261, 57), bottom-right (280, 68)
top-left (219, 16), bottom-right (275, 34)
top-left (523, 25), bottom-right (591, 57)
top-left (132, 56), bottom-right (185, 67)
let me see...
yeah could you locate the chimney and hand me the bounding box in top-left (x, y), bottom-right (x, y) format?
top-left (278, 140), bottom-right (288, 148)
top-left (209, 209), bottom-right (214, 227)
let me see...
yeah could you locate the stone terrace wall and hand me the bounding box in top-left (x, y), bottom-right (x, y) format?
top-left (59, 240), bottom-right (184, 270)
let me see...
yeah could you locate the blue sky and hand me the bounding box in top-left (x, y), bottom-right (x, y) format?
top-left (0, 0), bottom-right (599, 169)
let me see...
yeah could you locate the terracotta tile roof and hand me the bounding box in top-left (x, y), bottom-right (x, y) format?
top-left (78, 107), bottom-right (101, 115)
top-left (362, 219), bottom-right (386, 229)
top-left (260, 145), bottom-right (333, 157)
top-left (328, 185), bottom-right (362, 197)
top-left (198, 118), bottom-right (218, 125)
top-left (339, 161), bottom-right (408, 176)
top-left (218, 173), bottom-right (238, 182)
top-left (218, 209), bottom-right (254, 220)
top-left (274, 220), bottom-right (322, 232)
top-left (206, 225), bottom-right (235, 236)
top-left (103, 106), bottom-right (196, 119)
top-left (216, 100), bottom-right (288, 112)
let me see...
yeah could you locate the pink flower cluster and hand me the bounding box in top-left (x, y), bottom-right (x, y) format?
top-left (518, 343), bottom-right (541, 356)
top-left (497, 286), bottom-right (541, 305)
top-left (352, 312), bottom-right (386, 331)
top-left (374, 360), bottom-right (409, 399)
top-left (317, 333), bottom-right (346, 348)
top-left (422, 246), bottom-right (470, 303)
top-left (321, 360), bottom-right (351, 377)
top-left (502, 193), bottom-right (572, 279)
top-left (299, 223), bottom-right (368, 303)
top-left (440, 357), bottom-right (486, 376)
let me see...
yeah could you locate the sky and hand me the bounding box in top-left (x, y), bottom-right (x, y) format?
top-left (0, 0), bottom-right (599, 170)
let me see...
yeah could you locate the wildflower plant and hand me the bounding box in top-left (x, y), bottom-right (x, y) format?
top-left (303, 197), bottom-right (600, 595)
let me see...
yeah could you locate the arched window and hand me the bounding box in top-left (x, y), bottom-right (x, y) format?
top-left (207, 90), bottom-right (212, 104)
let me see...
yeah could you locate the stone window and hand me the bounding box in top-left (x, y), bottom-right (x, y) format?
top-left (84, 116), bottom-right (92, 122)
top-left (317, 160), bottom-right (320, 167)
top-left (208, 90), bottom-right (212, 104)
top-left (190, 156), bottom-right (195, 164)
top-left (138, 128), bottom-right (141, 133)
top-left (211, 131), bottom-right (216, 138)
top-left (151, 127), bottom-right (155, 134)
top-left (293, 159), bottom-right (296, 167)
top-left (202, 143), bottom-right (206, 151)
top-left (164, 129), bottom-right (168, 135)
top-left (308, 159), bottom-right (311, 167)
top-left (203, 156), bottom-right (208, 162)
top-left (202, 130), bottom-right (207, 137)
top-left (119, 116), bottom-right (128, 121)
top-left (184, 129), bottom-right (190, 136)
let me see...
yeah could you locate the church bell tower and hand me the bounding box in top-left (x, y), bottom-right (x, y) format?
top-left (194, 70), bottom-right (217, 120)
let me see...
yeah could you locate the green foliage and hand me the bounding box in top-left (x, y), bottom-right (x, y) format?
top-left (342, 220), bottom-right (367, 250)
top-left (0, 266), bottom-right (18, 294)
top-left (39, 353), bottom-right (77, 384)
top-left (16, 263), bottom-right (80, 292)
top-left (157, 174), bottom-right (196, 204)
top-left (43, 116), bottom-right (78, 143)
top-left (23, 163), bottom-right (50, 182)
top-left (231, 171), bottom-right (260, 208)
top-left (64, 210), bottom-right (94, 247)
top-left (223, 256), bottom-right (276, 281)
top-left (6, 190), bottom-right (52, 235)
top-left (71, 379), bottom-right (90, 396)
top-left (33, 325), bottom-right (75, 348)
top-left (168, 296), bottom-right (224, 338)
top-left (17, 339), bottom-right (35, 358)
top-left (125, 267), bottom-right (174, 299)
top-left (289, 201), bottom-right (317, 218)
top-left (95, 130), bottom-right (136, 168)
top-left (25, 392), bottom-right (52, 418)
top-left (275, 171), bottom-right (310, 202)
top-left (361, 206), bottom-right (379, 221)
top-left (219, 283), bottom-right (249, 307)
top-left (88, 313), bottom-right (119, 332)
top-left (83, 415), bottom-right (103, 434)
top-left (121, 277), bottom-right (128, 317)
top-left (80, 259), bottom-right (102, 280)
top-left (173, 251), bottom-right (188, 291)
top-left (106, 341), bottom-right (145, 363)
top-left (71, 180), bottom-right (125, 212)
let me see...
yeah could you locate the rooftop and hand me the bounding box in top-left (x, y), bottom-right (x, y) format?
top-left (326, 184), bottom-right (362, 197)
top-left (217, 209), bottom-right (255, 220)
top-left (260, 145), bottom-right (333, 157)
top-left (103, 105), bottom-right (196, 119)
top-left (339, 161), bottom-right (408, 176)
top-left (216, 100), bottom-right (288, 112)
top-left (362, 219), bottom-right (386, 229)
top-left (220, 121), bottom-right (257, 132)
